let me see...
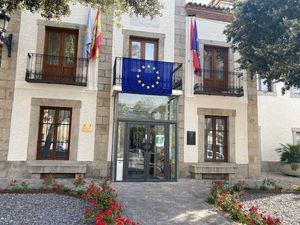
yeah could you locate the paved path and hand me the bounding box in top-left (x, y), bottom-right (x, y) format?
top-left (113, 179), bottom-right (233, 225)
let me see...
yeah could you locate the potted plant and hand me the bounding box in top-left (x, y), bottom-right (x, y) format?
top-left (276, 144), bottom-right (300, 177)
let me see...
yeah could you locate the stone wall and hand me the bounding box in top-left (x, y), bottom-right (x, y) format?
top-left (175, 0), bottom-right (187, 178)
top-left (0, 12), bottom-right (21, 177)
top-left (93, 15), bottom-right (113, 177)
top-left (247, 74), bottom-right (261, 178)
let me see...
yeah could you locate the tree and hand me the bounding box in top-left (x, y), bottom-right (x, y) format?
top-left (0, 0), bottom-right (162, 19)
top-left (225, 0), bottom-right (300, 93)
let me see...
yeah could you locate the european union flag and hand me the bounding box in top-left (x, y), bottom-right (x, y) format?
top-left (122, 58), bottom-right (174, 95)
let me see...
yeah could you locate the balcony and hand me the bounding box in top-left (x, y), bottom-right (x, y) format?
top-left (113, 57), bottom-right (183, 95)
top-left (25, 53), bottom-right (88, 86)
top-left (194, 69), bottom-right (244, 97)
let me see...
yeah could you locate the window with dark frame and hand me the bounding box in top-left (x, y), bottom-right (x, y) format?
top-left (43, 27), bottom-right (78, 82)
top-left (37, 107), bottom-right (72, 160)
top-left (129, 37), bottom-right (158, 61)
top-left (203, 45), bottom-right (229, 89)
top-left (205, 116), bottom-right (228, 162)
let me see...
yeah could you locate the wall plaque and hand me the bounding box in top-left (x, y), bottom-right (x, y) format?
top-left (82, 124), bottom-right (92, 132)
top-left (187, 131), bottom-right (196, 145)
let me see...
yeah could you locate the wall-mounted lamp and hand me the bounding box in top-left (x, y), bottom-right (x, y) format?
top-left (0, 12), bottom-right (12, 57)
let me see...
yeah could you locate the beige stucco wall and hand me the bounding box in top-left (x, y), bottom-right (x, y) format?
top-left (258, 83), bottom-right (300, 162)
top-left (184, 17), bottom-right (249, 165)
top-left (184, 96), bottom-right (248, 164)
top-left (8, 5), bottom-right (99, 161)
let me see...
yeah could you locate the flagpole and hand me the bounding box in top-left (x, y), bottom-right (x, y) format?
top-left (186, 16), bottom-right (194, 97)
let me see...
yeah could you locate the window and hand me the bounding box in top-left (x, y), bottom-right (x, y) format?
top-left (205, 116), bottom-right (228, 162)
top-left (291, 87), bottom-right (300, 95)
top-left (129, 37), bottom-right (158, 60)
top-left (203, 46), bottom-right (228, 88)
top-left (257, 77), bottom-right (273, 92)
top-left (292, 129), bottom-right (300, 145)
top-left (37, 107), bottom-right (72, 160)
top-left (0, 44), bottom-right (3, 67)
top-left (43, 27), bottom-right (78, 81)
top-left (295, 132), bottom-right (300, 145)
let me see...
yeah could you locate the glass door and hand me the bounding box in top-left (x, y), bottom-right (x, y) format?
top-left (126, 123), bottom-right (147, 180)
top-left (43, 27), bottom-right (78, 82)
top-left (148, 124), bottom-right (166, 180)
top-left (203, 46), bottom-right (228, 91)
top-left (124, 123), bottom-right (170, 181)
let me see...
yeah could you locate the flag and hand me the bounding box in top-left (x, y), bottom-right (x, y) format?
top-left (122, 58), bottom-right (174, 95)
top-left (83, 7), bottom-right (92, 58)
top-left (89, 9), bottom-right (102, 60)
top-left (190, 18), bottom-right (201, 75)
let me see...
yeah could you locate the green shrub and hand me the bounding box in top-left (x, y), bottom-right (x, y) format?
top-left (62, 187), bottom-right (71, 193)
top-left (9, 180), bottom-right (29, 193)
top-left (276, 144), bottom-right (300, 163)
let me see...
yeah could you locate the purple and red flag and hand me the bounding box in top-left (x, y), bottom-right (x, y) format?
top-left (190, 18), bottom-right (201, 76)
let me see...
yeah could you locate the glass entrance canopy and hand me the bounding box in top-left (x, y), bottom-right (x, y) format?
top-left (116, 93), bottom-right (177, 121)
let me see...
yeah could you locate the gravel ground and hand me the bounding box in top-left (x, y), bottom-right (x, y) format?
top-left (240, 192), bottom-right (300, 225)
top-left (0, 193), bottom-right (90, 225)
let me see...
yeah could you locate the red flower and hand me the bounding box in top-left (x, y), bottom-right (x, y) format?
top-left (96, 213), bottom-right (104, 220)
top-left (85, 208), bottom-right (91, 214)
top-left (249, 205), bottom-right (258, 213)
top-left (10, 179), bottom-right (17, 184)
top-left (215, 181), bottom-right (221, 187)
top-left (274, 218), bottom-right (281, 223)
top-left (105, 209), bottom-right (112, 217)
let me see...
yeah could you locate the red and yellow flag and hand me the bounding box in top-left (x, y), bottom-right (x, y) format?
top-left (89, 9), bottom-right (102, 60)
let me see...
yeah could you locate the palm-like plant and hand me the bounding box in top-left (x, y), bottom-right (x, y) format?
top-left (276, 144), bottom-right (300, 163)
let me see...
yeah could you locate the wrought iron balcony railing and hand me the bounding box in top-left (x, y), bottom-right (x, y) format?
top-left (194, 69), bottom-right (244, 97)
top-left (113, 57), bottom-right (183, 91)
top-left (25, 53), bottom-right (88, 86)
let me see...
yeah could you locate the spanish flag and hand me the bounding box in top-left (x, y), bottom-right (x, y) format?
top-left (89, 9), bottom-right (102, 60)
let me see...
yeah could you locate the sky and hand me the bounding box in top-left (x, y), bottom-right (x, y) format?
top-left (186, 0), bottom-right (211, 4)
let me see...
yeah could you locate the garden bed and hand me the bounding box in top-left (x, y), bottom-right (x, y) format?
top-left (208, 179), bottom-right (300, 225)
top-left (240, 192), bottom-right (300, 225)
top-left (0, 176), bottom-right (138, 225)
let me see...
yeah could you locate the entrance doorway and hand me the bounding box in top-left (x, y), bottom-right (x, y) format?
top-left (126, 123), bottom-right (167, 181)
top-left (115, 121), bottom-right (177, 182)
top-left (113, 93), bottom-right (178, 182)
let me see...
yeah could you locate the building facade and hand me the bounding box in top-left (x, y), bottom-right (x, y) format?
top-left (183, 1), bottom-right (260, 180)
top-left (0, 0), bottom-right (262, 180)
top-left (258, 80), bottom-right (300, 172)
top-left (1, 5), bottom-right (113, 178)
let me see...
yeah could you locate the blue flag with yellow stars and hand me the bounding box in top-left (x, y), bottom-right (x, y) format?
top-left (121, 58), bottom-right (174, 95)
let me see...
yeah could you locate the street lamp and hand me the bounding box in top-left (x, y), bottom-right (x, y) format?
top-left (0, 11), bottom-right (12, 57)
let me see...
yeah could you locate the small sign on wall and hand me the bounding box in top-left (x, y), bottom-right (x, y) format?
top-left (187, 131), bottom-right (196, 145)
top-left (82, 124), bottom-right (93, 132)
top-left (155, 134), bottom-right (165, 147)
